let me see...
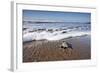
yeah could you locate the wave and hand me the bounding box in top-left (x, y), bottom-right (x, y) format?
top-left (23, 30), bottom-right (90, 42)
top-left (23, 22), bottom-right (90, 32)
top-left (23, 22), bottom-right (91, 42)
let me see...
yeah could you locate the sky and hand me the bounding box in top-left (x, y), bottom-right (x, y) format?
top-left (23, 10), bottom-right (91, 22)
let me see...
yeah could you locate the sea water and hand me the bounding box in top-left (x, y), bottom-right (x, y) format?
top-left (23, 22), bottom-right (91, 42)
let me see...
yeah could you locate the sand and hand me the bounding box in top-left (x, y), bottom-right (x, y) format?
top-left (23, 35), bottom-right (91, 62)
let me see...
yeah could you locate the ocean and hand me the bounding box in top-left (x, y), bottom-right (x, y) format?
top-left (23, 21), bottom-right (91, 42)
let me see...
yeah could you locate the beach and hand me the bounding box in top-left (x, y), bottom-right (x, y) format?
top-left (23, 35), bottom-right (91, 62)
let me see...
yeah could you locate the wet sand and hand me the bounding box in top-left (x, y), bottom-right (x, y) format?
top-left (23, 35), bottom-right (91, 62)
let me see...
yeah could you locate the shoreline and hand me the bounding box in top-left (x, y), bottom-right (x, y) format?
top-left (23, 35), bottom-right (91, 62)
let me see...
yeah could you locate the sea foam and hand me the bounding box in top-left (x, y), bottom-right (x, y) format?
top-left (23, 22), bottom-right (91, 42)
top-left (23, 30), bottom-right (90, 42)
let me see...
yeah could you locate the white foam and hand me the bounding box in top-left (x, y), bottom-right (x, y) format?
top-left (23, 31), bottom-right (90, 42)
